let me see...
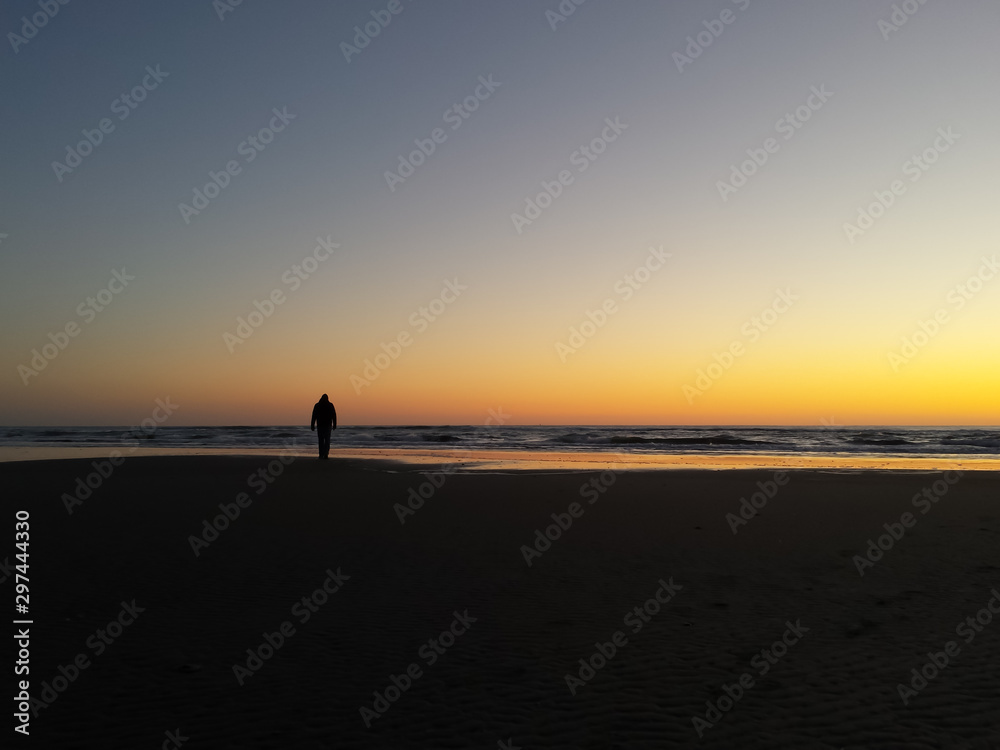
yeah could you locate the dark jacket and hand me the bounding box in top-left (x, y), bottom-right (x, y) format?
top-left (311, 396), bottom-right (337, 430)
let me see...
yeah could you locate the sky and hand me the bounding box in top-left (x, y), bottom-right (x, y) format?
top-left (2, 0), bottom-right (999, 426)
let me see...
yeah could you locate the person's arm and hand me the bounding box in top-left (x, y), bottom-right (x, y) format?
top-left (310, 405), bottom-right (316, 431)
top-left (331, 405), bottom-right (337, 430)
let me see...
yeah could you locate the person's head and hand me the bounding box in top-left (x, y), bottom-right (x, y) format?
top-left (320, 394), bottom-right (329, 403)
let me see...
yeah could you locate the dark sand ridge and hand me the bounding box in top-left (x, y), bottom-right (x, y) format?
top-left (7, 456), bottom-right (1000, 748)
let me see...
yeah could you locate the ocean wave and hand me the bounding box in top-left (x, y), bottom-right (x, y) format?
top-left (4, 425), bottom-right (1000, 457)
top-left (549, 433), bottom-right (764, 446)
top-left (940, 437), bottom-right (1000, 450)
top-left (846, 437), bottom-right (914, 446)
top-left (549, 433), bottom-right (596, 444)
top-left (608, 435), bottom-right (765, 446)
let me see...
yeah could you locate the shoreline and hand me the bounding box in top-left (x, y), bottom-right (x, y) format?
top-left (2, 444), bottom-right (998, 472)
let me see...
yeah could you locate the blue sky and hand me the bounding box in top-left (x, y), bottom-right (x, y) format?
top-left (2, 0), bottom-right (999, 424)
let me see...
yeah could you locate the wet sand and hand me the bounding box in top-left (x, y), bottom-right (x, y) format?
top-left (7, 454), bottom-right (1000, 748)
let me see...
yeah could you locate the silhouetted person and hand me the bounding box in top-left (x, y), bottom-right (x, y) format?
top-left (310, 394), bottom-right (337, 459)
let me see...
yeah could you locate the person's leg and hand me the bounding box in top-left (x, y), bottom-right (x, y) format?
top-left (316, 428), bottom-right (325, 458)
top-left (319, 427), bottom-right (331, 458)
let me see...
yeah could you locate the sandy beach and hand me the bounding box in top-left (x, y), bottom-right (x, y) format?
top-left (7, 454), bottom-right (1000, 748)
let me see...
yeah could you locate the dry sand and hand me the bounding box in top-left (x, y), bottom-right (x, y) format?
top-left (7, 454), bottom-right (1000, 748)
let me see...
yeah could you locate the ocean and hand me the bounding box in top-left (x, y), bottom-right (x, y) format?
top-left (3, 425), bottom-right (1000, 459)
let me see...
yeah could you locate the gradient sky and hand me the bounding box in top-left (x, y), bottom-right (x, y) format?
top-left (3, 0), bottom-right (999, 426)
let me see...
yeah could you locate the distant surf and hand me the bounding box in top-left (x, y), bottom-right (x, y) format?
top-left (2, 426), bottom-right (999, 459)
